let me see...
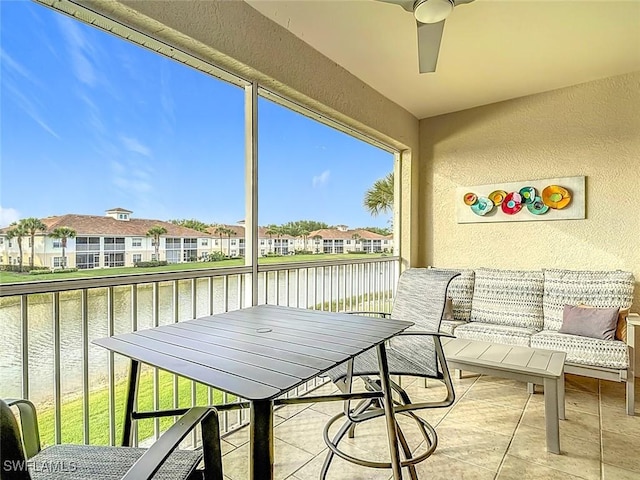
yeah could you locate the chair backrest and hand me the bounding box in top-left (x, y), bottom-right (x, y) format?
top-left (390, 268), bottom-right (460, 375)
top-left (1, 399), bottom-right (32, 480)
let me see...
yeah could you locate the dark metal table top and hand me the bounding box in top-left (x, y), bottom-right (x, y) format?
top-left (94, 304), bottom-right (413, 401)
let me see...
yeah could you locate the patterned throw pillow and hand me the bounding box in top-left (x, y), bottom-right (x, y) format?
top-left (469, 268), bottom-right (544, 330)
top-left (446, 270), bottom-right (475, 322)
top-left (542, 269), bottom-right (635, 331)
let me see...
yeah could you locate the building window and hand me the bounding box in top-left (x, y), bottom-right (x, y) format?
top-left (77, 253), bottom-right (100, 269)
top-left (151, 254), bottom-right (157, 261)
top-left (104, 237), bottom-right (125, 251)
top-left (52, 240), bottom-right (62, 248)
top-left (132, 253), bottom-right (142, 264)
top-left (0, 238), bottom-right (4, 245)
top-left (53, 257), bottom-right (63, 268)
top-left (183, 238), bottom-right (197, 262)
top-left (104, 252), bottom-right (125, 267)
top-left (260, 240), bottom-right (265, 245)
top-left (132, 237), bottom-right (142, 247)
top-left (201, 239), bottom-right (208, 246)
top-left (76, 237), bottom-right (100, 252)
top-left (231, 239), bottom-right (237, 245)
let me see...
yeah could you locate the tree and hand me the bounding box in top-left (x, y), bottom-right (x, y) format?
top-left (6, 222), bottom-right (27, 271)
top-left (213, 225), bottom-right (227, 254)
top-left (226, 228), bottom-right (237, 256)
top-left (299, 229), bottom-right (310, 252)
top-left (49, 226), bottom-right (77, 268)
top-left (312, 234), bottom-right (323, 254)
top-left (21, 217), bottom-right (47, 269)
top-left (351, 233), bottom-right (362, 252)
top-left (169, 219), bottom-right (210, 233)
top-left (364, 172), bottom-right (394, 216)
top-left (146, 225), bottom-right (167, 260)
top-left (265, 225), bottom-right (279, 254)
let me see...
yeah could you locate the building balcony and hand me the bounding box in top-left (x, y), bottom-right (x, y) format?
top-left (2, 256), bottom-right (638, 478)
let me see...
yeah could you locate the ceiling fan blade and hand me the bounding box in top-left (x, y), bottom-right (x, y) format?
top-left (417, 20), bottom-right (445, 73)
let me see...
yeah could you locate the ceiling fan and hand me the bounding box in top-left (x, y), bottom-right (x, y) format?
top-left (379, 0), bottom-right (476, 73)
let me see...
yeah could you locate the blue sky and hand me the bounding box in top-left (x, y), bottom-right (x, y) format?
top-left (0, 1), bottom-right (393, 229)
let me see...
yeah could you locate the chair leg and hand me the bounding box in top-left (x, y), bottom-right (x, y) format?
top-left (201, 411), bottom-right (223, 480)
top-left (396, 420), bottom-right (418, 480)
top-left (321, 416), bottom-right (357, 480)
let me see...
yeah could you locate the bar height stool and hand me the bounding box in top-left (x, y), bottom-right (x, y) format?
top-left (321, 268), bottom-right (460, 480)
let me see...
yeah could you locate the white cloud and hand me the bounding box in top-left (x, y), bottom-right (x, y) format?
top-left (56, 15), bottom-right (96, 87)
top-left (312, 170), bottom-right (331, 188)
top-left (0, 206), bottom-right (21, 227)
top-left (120, 136), bottom-right (152, 157)
top-left (4, 82), bottom-right (60, 139)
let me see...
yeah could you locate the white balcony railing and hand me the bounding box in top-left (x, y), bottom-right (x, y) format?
top-left (0, 256), bottom-right (398, 448)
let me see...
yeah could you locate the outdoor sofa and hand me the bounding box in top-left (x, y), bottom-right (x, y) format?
top-left (439, 267), bottom-right (638, 415)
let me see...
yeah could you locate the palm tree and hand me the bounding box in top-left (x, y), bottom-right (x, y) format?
top-left (312, 234), bottom-right (322, 254)
top-left (351, 233), bottom-right (362, 252)
top-left (49, 226), bottom-right (77, 268)
top-left (265, 225), bottom-right (278, 254)
top-left (213, 225), bottom-right (226, 253)
top-left (364, 172), bottom-right (394, 216)
top-left (226, 228), bottom-right (237, 256)
top-left (21, 217), bottom-right (47, 268)
top-left (6, 222), bottom-right (27, 271)
top-left (146, 225), bottom-right (167, 260)
top-left (299, 229), bottom-right (309, 252)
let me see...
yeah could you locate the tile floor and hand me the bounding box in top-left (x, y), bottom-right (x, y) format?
top-left (218, 373), bottom-right (640, 480)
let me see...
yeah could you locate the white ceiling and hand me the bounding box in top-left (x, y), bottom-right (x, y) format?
top-left (246, 0), bottom-right (640, 119)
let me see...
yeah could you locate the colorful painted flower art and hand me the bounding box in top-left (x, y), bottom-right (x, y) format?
top-left (464, 184), bottom-right (572, 217)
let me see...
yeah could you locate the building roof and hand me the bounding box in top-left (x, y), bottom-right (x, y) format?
top-left (308, 228), bottom-right (390, 240)
top-left (9, 214), bottom-right (207, 238)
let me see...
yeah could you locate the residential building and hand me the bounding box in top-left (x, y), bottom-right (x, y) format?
top-left (1, 211), bottom-right (394, 269)
top-left (0, 208), bottom-right (209, 269)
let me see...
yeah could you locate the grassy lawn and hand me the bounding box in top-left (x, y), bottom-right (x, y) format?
top-left (0, 253), bottom-right (389, 284)
top-left (39, 368), bottom-right (235, 447)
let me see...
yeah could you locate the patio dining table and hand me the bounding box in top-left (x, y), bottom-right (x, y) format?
top-left (94, 304), bottom-right (413, 480)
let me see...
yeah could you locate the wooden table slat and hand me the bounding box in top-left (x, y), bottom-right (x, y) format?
top-left (189, 317), bottom-right (372, 352)
top-left (93, 337), bottom-right (281, 399)
top-left (528, 351), bottom-right (553, 371)
top-left (137, 329), bottom-right (321, 379)
top-left (231, 305), bottom-right (400, 336)
top-left (169, 322), bottom-right (347, 362)
top-left (163, 323), bottom-right (335, 369)
top-left (219, 313), bottom-right (386, 343)
top-left (115, 333), bottom-right (303, 389)
top-left (502, 346), bottom-right (536, 367)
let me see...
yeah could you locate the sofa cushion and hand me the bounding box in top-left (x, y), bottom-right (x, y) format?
top-left (469, 268), bottom-right (544, 330)
top-left (542, 269), bottom-right (635, 331)
top-left (531, 330), bottom-right (629, 369)
top-left (446, 270), bottom-right (475, 322)
top-left (454, 322), bottom-right (536, 347)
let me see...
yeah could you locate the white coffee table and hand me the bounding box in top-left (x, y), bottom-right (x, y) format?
top-left (442, 337), bottom-right (566, 454)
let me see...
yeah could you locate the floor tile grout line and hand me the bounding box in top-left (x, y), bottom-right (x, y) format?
top-left (492, 389), bottom-right (532, 479)
top-left (598, 379), bottom-right (605, 480)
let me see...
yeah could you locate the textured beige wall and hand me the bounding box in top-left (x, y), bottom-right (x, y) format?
top-left (83, 0), bottom-right (420, 267)
top-left (420, 72), bottom-right (640, 310)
